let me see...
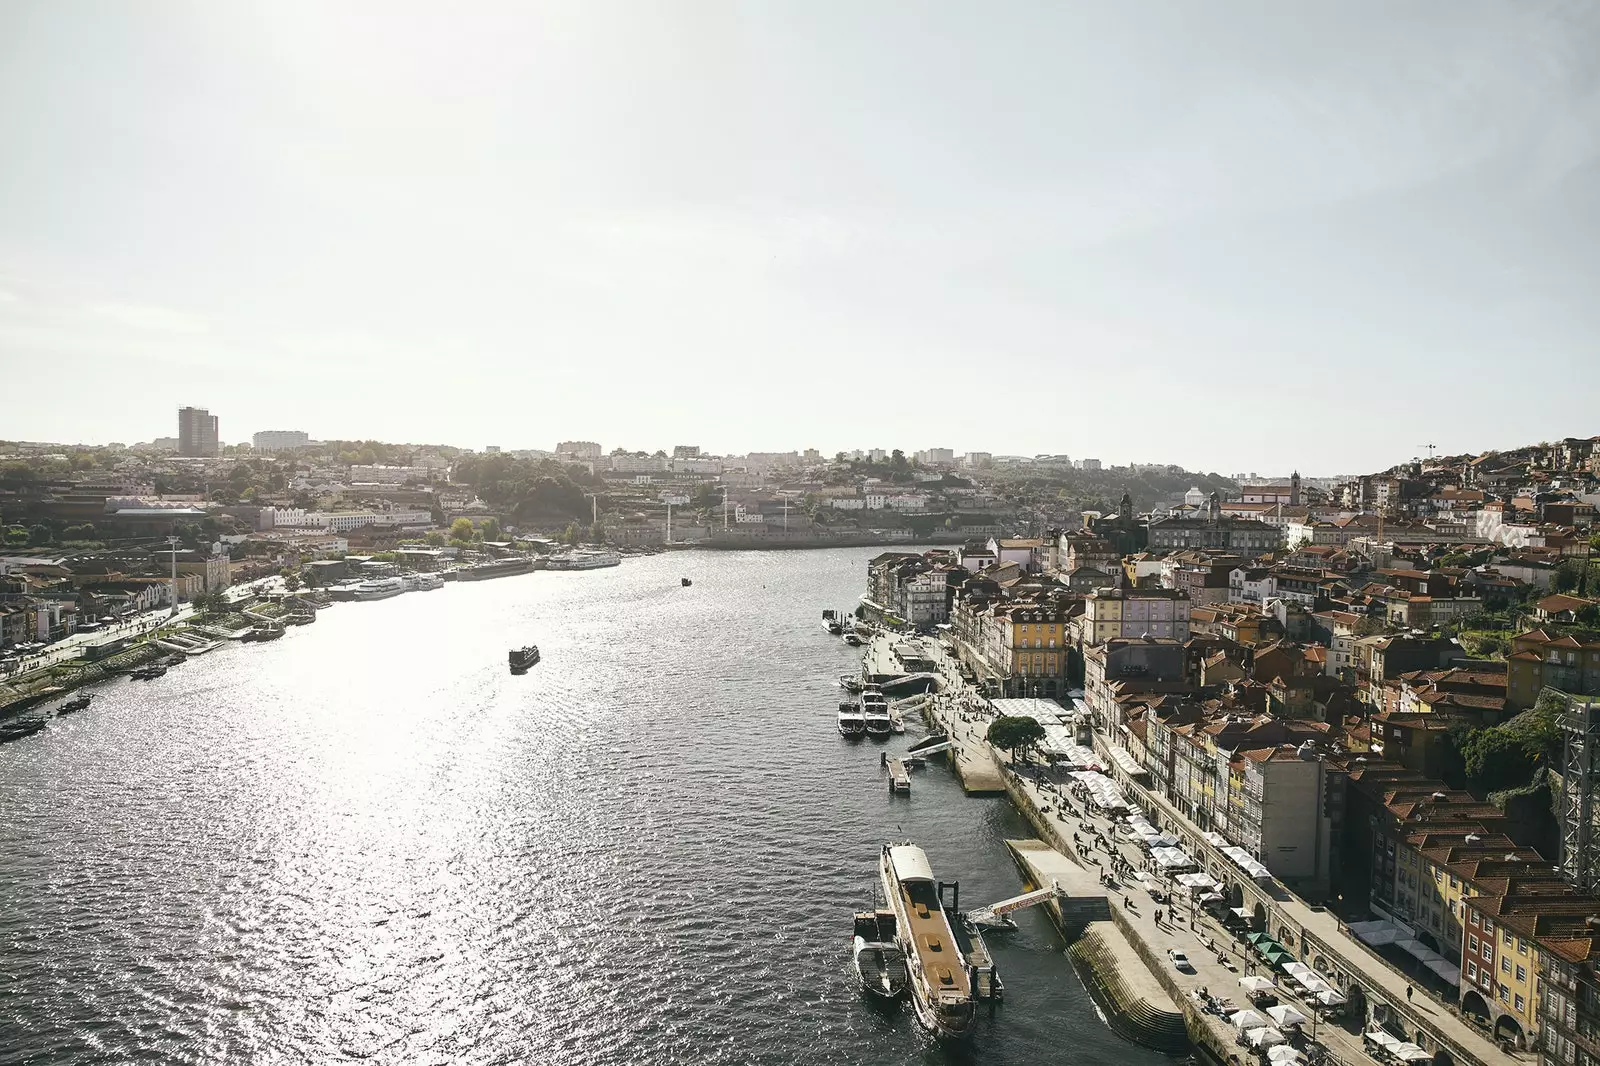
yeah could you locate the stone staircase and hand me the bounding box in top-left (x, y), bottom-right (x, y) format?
top-left (1067, 930), bottom-right (1190, 1053)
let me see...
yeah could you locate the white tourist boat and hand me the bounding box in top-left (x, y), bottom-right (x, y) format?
top-left (353, 577), bottom-right (407, 601)
top-left (403, 572), bottom-right (444, 591)
top-left (879, 843), bottom-right (975, 1040)
top-left (838, 701), bottom-right (867, 737)
top-left (545, 551), bottom-right (621, 571)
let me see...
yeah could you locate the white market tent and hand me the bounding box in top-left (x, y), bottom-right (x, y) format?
top-left (1229, 1009), bottom-right (1269, 1030)
top-left (1268, 1047), bottom-right (1305, 1065)
top-left (1220, 844), bottom-right (1272, 880)
top-left (1246, 1027), bottom-right (1287, 1048)
top-left (1395, 939), bottom-right (1461, 986)
top-left (1313, 989), bottom-right (1347, 1007)
top-left (1068, 770), bottom-right (1132, 811)
top-left (1348, 919), bottom-right (1400, 946)
top-left (1151, 846), bottom-right (1199, 871)
top-left (1267, 1004), bottom-right (1309, 1028)
top-left (1392, 1043), bottom-right (1433, 1062)
top-left (1175, 871), bottom-right (1221, 891)
top-left (1239, 975), bottom-right (1276, 993)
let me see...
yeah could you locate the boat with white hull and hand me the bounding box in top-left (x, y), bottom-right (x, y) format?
top-left (353, 577), bottom-right (407, 601)
top-left (852, 910), bottom-right (909, 1001)
top-left (879, 843), bottom-right (975, 1040)
top-left (837, 701), bottom-right (867, 738)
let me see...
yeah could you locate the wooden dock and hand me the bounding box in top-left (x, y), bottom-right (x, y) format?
top-left (884, 756), bottom-right (912, 793)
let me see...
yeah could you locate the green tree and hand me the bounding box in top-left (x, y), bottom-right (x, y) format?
top-left (280, 568), bottom-right (302, 592)
top-left (562, 522), bottom-right (579, 546)
top-left (1460, 727), bottom-right (1534, 792)
top-left (27, 523), bottom-right (53, 545)
top-left (479, 517), bottom-right (501, 542)
top-left (449, 517), bottom-right (475, 541)
top-left (986, 715), bottom-right (1047, 763)
top-left (423, 530), bottom-right (446, 547)
top-left (1553, 560), bottom-right (1586, 594)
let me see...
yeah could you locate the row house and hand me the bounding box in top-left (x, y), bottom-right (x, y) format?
top-left (1506, 629), bottom-right (1600, 711)
top-left (985, 602), bottom-right (1073, 697)
top-left (1168, 553), bottom-right (1242, 605)
top-left (1081, 586), bottom-right (1191, 647)
top-left (1228, 566), bottom-right (1274, 604)
top-left (1083, 636), bottom-right (1187, 734)
top-left (1145, 709), bottom-right (1337, 885)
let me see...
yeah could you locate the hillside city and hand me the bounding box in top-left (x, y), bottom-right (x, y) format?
top-left (4, 411), bottom-right (1600, 1064)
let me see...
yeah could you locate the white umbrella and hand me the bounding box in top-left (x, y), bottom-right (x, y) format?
top-left (1230, 1009), bottom-right (1269, 1030)
top-left (1393, 1043), bottom-right (1432, 1062)
top-left (1313, 989), bottom-right (1347, 1006)
top-left (1269, 1047), bottom-right (1306, 1064)
top-left (1246, 1027), bottom-right (1287, 1048)
top-left (1268, 1004), bottom-right (1309, 1027)
top-left (1239, 975), bottom-right (1276, 993)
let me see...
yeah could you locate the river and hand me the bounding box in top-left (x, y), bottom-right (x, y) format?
top-left (0, 547), bottom-right (1179, 1066)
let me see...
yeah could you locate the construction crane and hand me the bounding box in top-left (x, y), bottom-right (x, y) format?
top-left (1418, 442), bottom-right (1438, 460)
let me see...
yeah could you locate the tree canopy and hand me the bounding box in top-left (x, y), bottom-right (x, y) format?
top-left (987, 715), bottom-right (1047, 760)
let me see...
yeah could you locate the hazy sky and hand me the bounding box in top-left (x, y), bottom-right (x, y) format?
top-left (2, 1), bottom-right (1597, 473)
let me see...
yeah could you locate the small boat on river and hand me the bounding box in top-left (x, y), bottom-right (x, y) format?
top-left (853, 910), bottom-right (910, 1001)
top-left (838, 700), bottom-right (867, 737)
top-left (0, 718), bottom-right (47, 742)
top-left (681, 577), bottom-right (692, 587)
top-left (509, 645), bottom-right (541, 673)
top-left (56, 693), bottom-right (93, 716)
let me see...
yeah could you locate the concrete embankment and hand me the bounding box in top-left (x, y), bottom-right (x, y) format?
top-left (1006, 839), bottom-right (1188, 1053)
top-left (0, 642), bottom-right (166, 717)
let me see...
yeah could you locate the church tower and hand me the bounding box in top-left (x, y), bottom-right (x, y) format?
top-left (1290, 470), bottom-right (1302, 506)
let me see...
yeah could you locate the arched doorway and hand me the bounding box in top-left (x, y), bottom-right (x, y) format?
top-left (1494, 1015), bottom-right (1525, 1049)
top-left (1461, 989), bottom-right (1492, 1025)
top-left (1253, 902), bottom-right (1268, 933)
top-left (1346, 984), bottom-right (1368, 1025)
top-left (1434, 1050), bottom-right (1454, 1066)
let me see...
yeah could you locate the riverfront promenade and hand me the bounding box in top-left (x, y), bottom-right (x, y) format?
top-left (864, 630), bottom-right (1517, 1066)
top-left (1091, 739), bottom-right (1526, 1066)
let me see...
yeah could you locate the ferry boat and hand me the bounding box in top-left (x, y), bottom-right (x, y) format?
top-left (353, 577), bottom-right (407, 601)
top-left (545, 551), bottom-right (621, 571)
top-left (509, 645), bottom-right (541, 673)
top-left (843, 631), bottom-right (864, 647)
top-left (853, 910), bottom-right (910, 1001)
top-left (403, 572), bottom-right (445, 591)
top-left (241, 624), bottom-right (284, 642)
top-left (879, 843), bottom-right (976, 1040)
top-left (822, 609), bottom-right (844, 636)
top-left (837, 700), bottom-right (867, 737)
top-left (838, 674), bottom-right (864, 694)
top-left (862, 685), bottom-right (892, 738)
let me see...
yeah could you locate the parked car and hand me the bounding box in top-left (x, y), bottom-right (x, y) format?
top-left (1168, 949), bottom-right (1193, 972)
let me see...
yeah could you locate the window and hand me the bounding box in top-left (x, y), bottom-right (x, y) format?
top-left (1450, 876), bottom-right (1458, 889)
top-left (1519, 939), bottom-right (1528, 956)
top-left (1502, 958), bottom-right (1511, 974)
top-left (1469, 962), bottom-right (1478, 980)
top-left (1504, 930), bottom-right (1513, 946)
top-left (1484, 920), bottom-right (1494, 935)
top-left (1470, 935), bottom-right (1479, 953)
top-left (1515, 994), bottom-right (1525, 1012)
top-left (1470, 912), bottom-right (1479, 928)
top-left (1435, 870), bottom-right (1443, 883)
top-left (1500, 984), bottom-right (1510, 1003)
top-left (1517, 965), bottom-right (1527, 982)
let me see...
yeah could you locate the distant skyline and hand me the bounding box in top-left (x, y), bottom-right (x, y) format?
top-left (3, 1), bottom-right (1597, 472)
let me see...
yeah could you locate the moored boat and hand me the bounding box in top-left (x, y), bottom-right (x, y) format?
top-left (353, 577), bottom-right (407, 601)
top-left (863, 686), bottom-right (892, 738)
top-left (837, 700), bottom-right (867, 738)
top-left (822, 609), bottom-right (844, 635)
top-left (853, 910), bottom-right (910, 1000)
top-left (838, 674), bottom-right (864, 694)
top-left (509, 645), bottom-right (541, 673)
top-left (0, 717), bottom-right (47, 742)
top-left (56, 693), bottom-right (93, 715)
top-left (879, 843), bottom-right (976, 1040)
top-left (130, 665), bottom-right (167, 680)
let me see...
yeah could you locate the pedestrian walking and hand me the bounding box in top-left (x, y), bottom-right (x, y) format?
top-left (1406, 985), bottom-right (1413, 1002)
